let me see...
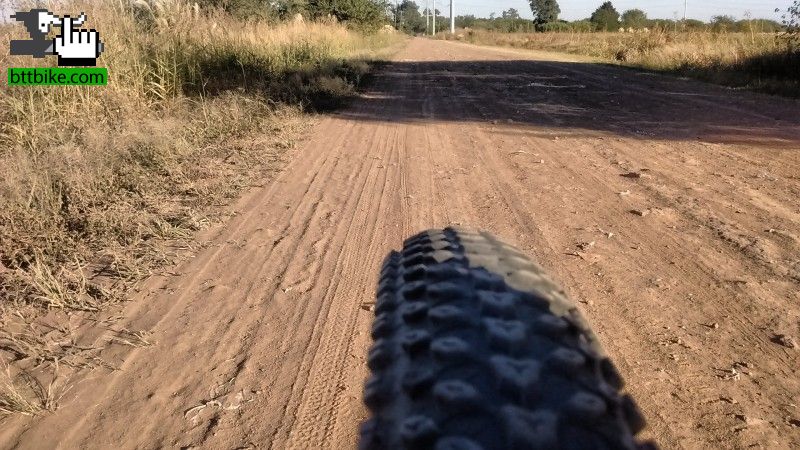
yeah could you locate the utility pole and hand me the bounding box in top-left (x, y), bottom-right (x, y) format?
top-left (426, 0), bottom-right (430, 35)
top-left (450, 0), bottom-right (455, 34)
top-left (683, 0), bottom-right (687, 21)
top-left (432, 0), bottom-right (436, 35)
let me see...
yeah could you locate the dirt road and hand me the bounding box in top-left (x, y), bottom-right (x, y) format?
top-left (3, 38), bottom-right (800, 449)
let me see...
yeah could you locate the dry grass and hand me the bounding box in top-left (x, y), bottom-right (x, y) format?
top-left (107, 329), bottom-right (153, 348)
top-left (0, 372), bottom-right (49, 416)
top-left (0, 0), bottom-right (399, 416)
top-left (0, 365), bottom-right (67, 416)
top-left (0, 320), bottom-right (114, 370)
top-left (441, 29), bottom-right (799, 96)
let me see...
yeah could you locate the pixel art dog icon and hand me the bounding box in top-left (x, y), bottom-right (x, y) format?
top-left (10, 9), bottom-right (105, 67)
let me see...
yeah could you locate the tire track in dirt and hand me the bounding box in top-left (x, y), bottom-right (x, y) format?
top-left (272, 127), bottom-right (392, 446)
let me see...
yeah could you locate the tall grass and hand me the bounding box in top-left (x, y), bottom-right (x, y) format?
top-left (0, 0), bottom-right (398, 414)
top-left (441, 29), bottom-right (799, 96)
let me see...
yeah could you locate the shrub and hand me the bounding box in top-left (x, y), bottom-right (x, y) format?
top-left (540, 21), bottom-right (571, 32)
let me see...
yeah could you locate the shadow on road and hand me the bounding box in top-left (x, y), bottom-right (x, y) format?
top-left (336, 59), bottom-right (800, 149)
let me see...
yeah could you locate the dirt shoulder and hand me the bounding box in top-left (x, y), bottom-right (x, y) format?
top-left (3, 38), bottom-right (800, 449)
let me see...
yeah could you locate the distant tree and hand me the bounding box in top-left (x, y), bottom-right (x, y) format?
top-left (455, 14), bottom-right (477, 28)
top-left (196, 0), bottom-right (387, 24)
top-left (529, 0), bottom-right (560, 24)
top-left (590, 2), bottom-right (620, 31)
top-left (453, 13), bottom-right (534, 32)
top-left (197, 0), bottom-right (278, 19)
top-left (502, 8), bottom-right (521, 20)
top-left (710, 15), bottom-right (736, 32)
top-left (648, 18), bottom-right (676, 31)
top-left (307, 0), bottom-right (388, 27)
top-left (734, 18), bottom-right (782, 33)
top-left (682, 19), bottom-right (707, 31)
top-left (620, 9), bottom-right (646, 29)
top-left (389, 0), bottom-right (425, 33)
top-left (489, 12), bottom-right (496, 20)
top-left (569, 19), bottom-right (594, 32)
top-left (486, 9), bottom-right (533, 32)
top-left (274, 0), bottom-right (307, 19)
top-left (756, 19), bottom-right (783, 32)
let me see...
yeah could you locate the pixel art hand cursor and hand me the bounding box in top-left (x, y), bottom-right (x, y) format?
top-left (53, 13), bottom-right (104, 66)
top-left (10, 9), bottom-right (105, 67)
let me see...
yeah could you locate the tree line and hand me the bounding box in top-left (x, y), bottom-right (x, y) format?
top-left (194, 0), bottom-right (389, 28)
top-left (458, 0), bottom-right (788, 34)
top-left (475, 1), bottom-right (785, 33)
top-left (185, 0), bottom-right (798, 35)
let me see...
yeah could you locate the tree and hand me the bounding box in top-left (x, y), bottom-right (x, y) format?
top-left (777, 1), bottom-right (800, 47)
top-left (274, 0), bottom-right (307, 19)
top-left (305, 0), bottom-right (388, 28)
top-left (502, 8), bottom-right (521, 20)
top-left (455, 14), bottom-right (477, 28)
top-left (529, 0), bottom-right (560, 24)
top-left (590, 1), bottom-right (620, 31)
top-left (734, 18), bottom-right (782, 33)
top-left (710, 15), bottom-right (736, 32)
top-left (682, 19), bottom-right (707, 31)
top-left (778, 1), bottom-right (800, 33)
top-left (196, 0), bottom-right (279, 19)
top-left (620, 9), bottom-right (646, 29)
top-left (389, 0), bottom-right (425, 33)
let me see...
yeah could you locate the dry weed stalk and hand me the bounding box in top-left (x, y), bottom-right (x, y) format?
top-left (0, 364), bottom-right (68, 416)
top-left (107, 329), bottom-right (154, 348)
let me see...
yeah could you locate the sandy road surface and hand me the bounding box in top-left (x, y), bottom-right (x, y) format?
top-left (4, 38), bottom-right (800, 449)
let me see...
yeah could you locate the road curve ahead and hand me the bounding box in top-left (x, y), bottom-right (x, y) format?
top-left (3, 38), bottom-right (799, 450)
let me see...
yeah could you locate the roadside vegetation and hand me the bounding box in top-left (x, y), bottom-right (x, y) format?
top-left (441, 30), bottom-right (798, 96)
top-left (0, 0), bottom-right (397, 415)
top-left (428, 0), bottom-right (800, 96)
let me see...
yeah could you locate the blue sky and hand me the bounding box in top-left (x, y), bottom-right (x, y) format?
top-left (449, 0), bottom-right (790, 21)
